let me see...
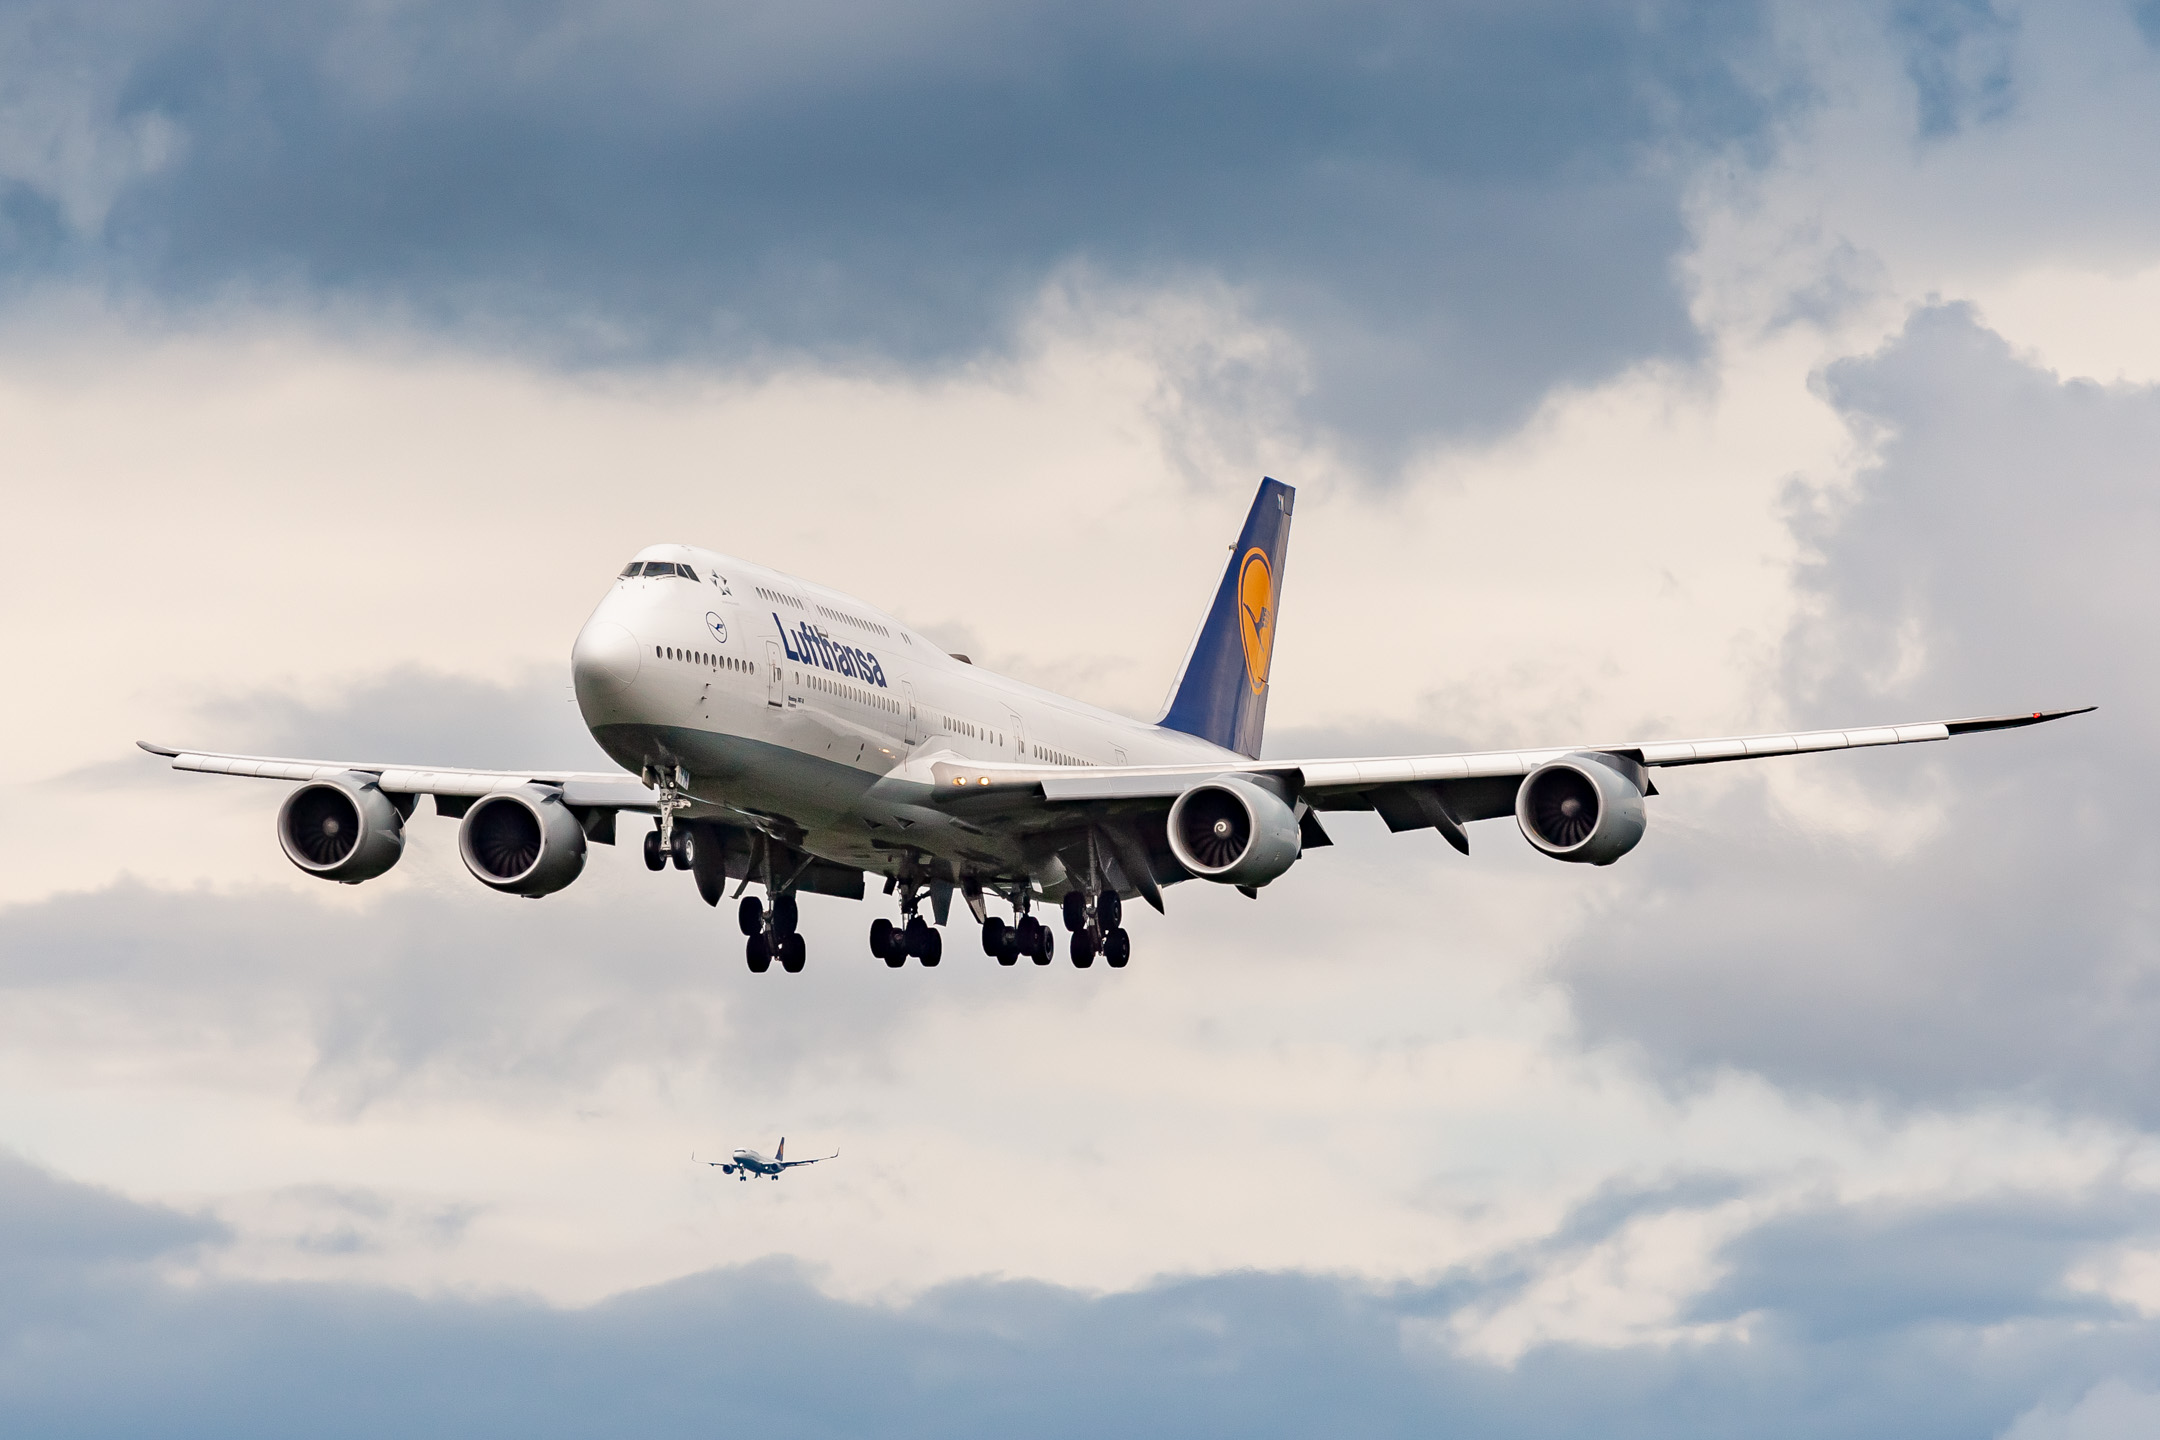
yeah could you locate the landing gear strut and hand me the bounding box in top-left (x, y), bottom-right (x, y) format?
top-left (740, 833), bottom-right (806, 974)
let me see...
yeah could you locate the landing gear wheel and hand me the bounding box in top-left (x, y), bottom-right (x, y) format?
top-left (981, 917), bottom-right (1007, 956)
top-left (904, 916), bottom-right (931, 956)
top-left (746, 933), bottom-right (772, 973)
top-left (1105, 927), bottom-right (1131, 968)
top-left (1039, 927), bottom-right (1057, 963)
top-left (771, 894), bottom-right (799, 936)
top-left (1071, 926), bottom-right (1097, 967)
top-left (1062, 891), bottom-right (1087, 932)
top-left (1097, 890), bottom-right (1122, 930)
top-left (883, 932), bottom-right (909, 967)
top-left (670, 828), bottom-right (694, 869)
top-left (739, 896), bottom-right (765, 937)
top-left (644, 830), bottom-right (666, 871)
top-left (920, 929), bottom-right (942, 967)
top-left (779, 933), bottom-right (806, 973)
top-left (1015, 916), bottom-right (1042, 966)
top-left (995, 935), bottom-right (1020, 966)
top-left (869, 917), bottom-right (894, 958)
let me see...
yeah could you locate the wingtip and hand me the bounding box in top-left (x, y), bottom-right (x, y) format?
top-left (1943, 706), bottom-right (2098, 737)
top-left (136, 741), bottom-right (182, 757)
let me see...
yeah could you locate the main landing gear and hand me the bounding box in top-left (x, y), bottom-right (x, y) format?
top-left (740, 891), bottom-right (804, 974)
top-left (1059, 887), bottom-right (1130, 969)
top-left (869, 882), bottom-right (943, 967)
top-left (979, 906), bottom-right (1058, 967)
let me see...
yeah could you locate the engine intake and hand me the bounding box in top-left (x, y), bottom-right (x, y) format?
top-left (276, 772), bottom-right (406, 884)
top-left (1167, 774), bottom-right (1302, 888)
top-left (1515, 754), bottom-right (1646, 866)
top-left (458, 785), bottom-right (588, 897)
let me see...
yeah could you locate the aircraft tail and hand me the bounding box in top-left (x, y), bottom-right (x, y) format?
top-left (775, 1138), bottom-right (785, 1162)
top-left (1157, 478), bottom-right (1294, 759)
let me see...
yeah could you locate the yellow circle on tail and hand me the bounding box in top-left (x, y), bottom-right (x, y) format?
top-left (1237, 548), bottom-right (1274, 693)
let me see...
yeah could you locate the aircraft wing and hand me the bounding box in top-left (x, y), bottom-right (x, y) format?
top-left (778, 1151), bottom-right (838, 1169)
top-left (136, 742), bottom-right (656, 813)
top-left (927, 708), bottom-right (2093, 895)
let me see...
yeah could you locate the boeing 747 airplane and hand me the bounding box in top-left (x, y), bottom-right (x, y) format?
top-left (143, 478), bottom-right (2089, 973)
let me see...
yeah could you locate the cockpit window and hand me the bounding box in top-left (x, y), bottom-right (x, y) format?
top-left (620, 560), bottom-right (698, 580)
top-left (620, 562), bottom-right (644, 577)
top-left (678, 564), bottom-right (699, 582)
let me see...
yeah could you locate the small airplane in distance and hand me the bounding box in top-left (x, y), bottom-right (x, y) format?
top-left (707, 1138), bottom-right (837, 1181)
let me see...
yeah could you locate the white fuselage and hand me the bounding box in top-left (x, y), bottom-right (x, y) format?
top-left (570, 545), bottom-right (1234, 886)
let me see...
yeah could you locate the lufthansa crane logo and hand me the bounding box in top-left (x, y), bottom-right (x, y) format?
top-left (1236, 547), bottom-right (1274, 693)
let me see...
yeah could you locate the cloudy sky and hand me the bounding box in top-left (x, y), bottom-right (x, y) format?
top-left (3, 0), bottom-right (2160, 1433)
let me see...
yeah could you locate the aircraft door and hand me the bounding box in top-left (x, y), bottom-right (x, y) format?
top-left (1007, 708), bottom-right (1025, 760)
top-left (903, 681), bottom-right (920, 746)
top-left (765, 642), bottom-right (784, 707)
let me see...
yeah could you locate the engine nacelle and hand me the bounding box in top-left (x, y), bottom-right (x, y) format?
top-left (1515, 753), bottom-right (1646, 866)
top-left (1167, 774), bottom-right (1303, 888)
top-left (277, 772), bottom-right (406, 884)
top-left (458, 785), bottom-right (588, 897)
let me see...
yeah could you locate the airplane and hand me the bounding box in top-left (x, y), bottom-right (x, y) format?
top-left (708, 1138), bottom-right (836, 1181)
top-left (141, 477), bottom-right (2091, 974)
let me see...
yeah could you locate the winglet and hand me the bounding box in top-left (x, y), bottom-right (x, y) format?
top-left (137, 741), bottom-right (182, 757)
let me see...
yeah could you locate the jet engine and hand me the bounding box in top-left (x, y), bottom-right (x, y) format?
top-left (1167, 774), bottom-right (1302, 888)
top-left (1515, 754), bottom-right (1646, 866)
top-left (276, 771), bottom-right (406, 884)
top-left (457, 785), bottom-right (588, 897)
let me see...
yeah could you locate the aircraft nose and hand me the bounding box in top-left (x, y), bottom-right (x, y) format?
top-left (572, 618), bottom-right (642, 710)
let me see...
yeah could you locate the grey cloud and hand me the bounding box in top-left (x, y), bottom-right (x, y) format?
top-left (1891, 0), bottom-right (2019, 137)
top-left (1556, 305), bottom-right (2160, 1122)
top-left (0, 1150), bottom-right (2156, 1438)
top-left (0, 0), bottom-right (1785, 453)
top-left (0, 871), bottom-right (956, 1113)
top-left (1692, 1189), bottom-right (2159, 1340)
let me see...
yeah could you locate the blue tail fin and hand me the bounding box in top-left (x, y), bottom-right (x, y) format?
top-left (1158, 478), bottom-right (1294, 759)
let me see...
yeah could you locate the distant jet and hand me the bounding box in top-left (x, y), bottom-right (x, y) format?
top-left (708, 1138), bottom-right (836, 1181)
top-left (144, 477), bottom-right (2093, 976)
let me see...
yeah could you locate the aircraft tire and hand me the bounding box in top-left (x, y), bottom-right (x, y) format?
top-left (739, 896), bottom-right (764, 936)
top-left (904, 915), bottom-right (931, 956)
top-left (643, 830), bottom-right (666, 871)
top-left (1071, 926), bottom-right (1097, 967)
top-left (996, 935), bottom-right (1020, 966)
top-left (980, 917), bottom-right (1006, 956)
top-left (870, 917), bottom-right (893, 957)
top-left (921, 929), bottom-right (942, 967)
top-left (746, 933), bottom-right (772, 973)
top-left (780, 933), bottom-right (806, 973)
top-left (1105, 927), bottom-right (1131, 968)
top-left (1062, 891), bottom-right (1087, 932)
top-left (1097, 890), bottom-right (1122, 930)
top-left (671, 829), bottom-right (694, 869)
top-left (1033, 927), bottom-right (1054, 965)
top-left (771, 893), bottom-right (800, 937)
